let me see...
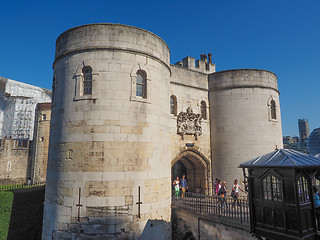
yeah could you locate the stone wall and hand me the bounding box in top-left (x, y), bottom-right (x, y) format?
top-left (41, 23), bottom-right (285, 239)
top-left (43, 24), bottom-right (172, 240)
top-left (30, 103), bottom-right (51, 183)
top-left (169, 64), bottom-right (213, 194)
top-left (209, 69), bottom-right (283, 190)
top-left (172, 207), bottom-right (255, 240)
top-left (0, 138), bottom-right (30, 184)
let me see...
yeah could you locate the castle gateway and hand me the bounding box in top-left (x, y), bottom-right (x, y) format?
top-left (42, 23), bottom-right (283, 239)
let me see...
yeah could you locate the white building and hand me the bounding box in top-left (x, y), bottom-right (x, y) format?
top-left (0, 76), bottom-right (51, 140)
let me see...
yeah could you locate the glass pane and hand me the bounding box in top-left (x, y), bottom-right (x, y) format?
top-left (137, 74), bottom-right (143, 84)
top-left (84, 82), bottom-right (92, 88)
top-left (136, 85), bottom-right (142, 97)
top-left (298, 176), bottom-right (310, 203)
top-left (303, 177), bottom-right (310, 202)
top-left (271, 100), bottom-right (276, 119)
top-left (272, 176), bottom-right (282, 201)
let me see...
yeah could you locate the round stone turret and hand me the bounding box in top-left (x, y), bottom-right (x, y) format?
top-left (209, 69), bottom-right (283, 189)
top-left (42, 24), bottom-right (171, 239)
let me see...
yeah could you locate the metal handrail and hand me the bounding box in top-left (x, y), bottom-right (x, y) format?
top-left (172, 190), bottom-right (250, 222)
top-left (0, 181), bottom-right (46, 191)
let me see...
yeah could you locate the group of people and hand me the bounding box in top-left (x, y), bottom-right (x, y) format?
top-left (214, 178), bottom-right (247, 208)
top-left (172, 174), bottom-right (188, 199)
top-left (173, 175), bottom-right (247, 207)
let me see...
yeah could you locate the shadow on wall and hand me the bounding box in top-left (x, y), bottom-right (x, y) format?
top-left (139, 219), bottom-right (171, 240)
top-left (182, 231), bottom-right (196, 240)
top-left (7, 186), bottom-right (45, 240)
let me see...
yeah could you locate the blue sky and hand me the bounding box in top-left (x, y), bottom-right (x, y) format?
top-left (0, 0), bottom-right (319, 136)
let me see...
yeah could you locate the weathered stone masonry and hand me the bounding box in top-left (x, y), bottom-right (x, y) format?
top-left (42, 23), bottom-right (283, 239)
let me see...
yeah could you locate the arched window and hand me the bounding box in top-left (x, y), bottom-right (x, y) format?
top-left (170, 95), bottom-right (177, 116)
top-left (200, 101), bottom-right (207, 120)
top-left (82, 66), bottom-right (92, 95)
top-left (271, 100), bottom-right (276, 120)
top-left (136, 70), bottom-right (147, 98)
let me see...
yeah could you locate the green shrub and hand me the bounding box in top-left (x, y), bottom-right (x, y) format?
top-left (0, 191), bottom-right (13, 240)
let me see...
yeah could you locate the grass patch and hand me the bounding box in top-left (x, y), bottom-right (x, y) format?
top-left (0, 191), bottom-right (13, 240)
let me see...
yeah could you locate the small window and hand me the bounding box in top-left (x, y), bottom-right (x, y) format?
top-left (262, 174), bottom-right (282, 201)
top-left (271, 100), bottom-right (276, 119)
top-left (82, 66), bottom-right (93, 95)
top-left (17, 139), bottom-right (28, 148)
top-left (136, 70), bottom-right (146, 98)
top-left (7, 161), bottom-right (11, 172)
top-left (42, 114), bottom-right (46, 121)
top-left (297, 176), bottom-right (309, 203)
top-left (200, 101), bottom-right (207, 120)
top-left (170, 95), bottom-right (177, 116)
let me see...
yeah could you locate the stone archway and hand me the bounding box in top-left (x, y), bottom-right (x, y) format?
top-left (171, 150), bottom-right (211, 195)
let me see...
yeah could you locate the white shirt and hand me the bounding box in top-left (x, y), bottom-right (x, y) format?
top-left (174, 180), bottom-right (180, 190)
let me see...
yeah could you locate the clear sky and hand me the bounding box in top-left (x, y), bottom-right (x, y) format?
top-left (0, 0), bottom-right (319, 136)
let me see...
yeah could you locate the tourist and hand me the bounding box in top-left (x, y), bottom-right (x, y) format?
top-left (313, 186), bottom-right (320, 230)
top-left (213, 178), bottom-right (219, 195)
top-left (173, 177), bottom-right (180, 199)
top-left (231, 179), bottom-right (245, 207)
top-left (218, 181), bottom-right (228, 209)
top-left (180, 174), bottom-right (188, 198)
top-left (215, 179), bottom-right (221, 195)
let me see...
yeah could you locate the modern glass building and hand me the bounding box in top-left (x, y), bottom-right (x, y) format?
top-left (308, 128), bottom-right (320, 156)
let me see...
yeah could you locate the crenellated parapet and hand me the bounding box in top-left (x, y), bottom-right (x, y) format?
top-left (174, 53), bottom-right (215, 74)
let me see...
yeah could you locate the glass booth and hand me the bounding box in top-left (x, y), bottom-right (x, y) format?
top-left (240, 149), bottom-right (320, 240)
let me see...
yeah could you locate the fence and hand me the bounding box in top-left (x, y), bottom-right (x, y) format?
top-left (172, 190), bottom-right (250, 223)
top-left (0, 181), bottom-right (46, 191)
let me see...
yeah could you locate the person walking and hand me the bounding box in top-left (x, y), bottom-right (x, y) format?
top-left (213, 178), bottom-right (219, 196)
top-left (216, 179), bottom-right (221, 195)
top-left (180, 174), bottom-right (188, 199)
top-left (173, 177), bottom-right (180, 199)
top-left (218, 181), bottom-right (228, 209)
top-left (313, 186), bottom-right (320, 230)
top-left (231, 179), bottom-right (245, 207)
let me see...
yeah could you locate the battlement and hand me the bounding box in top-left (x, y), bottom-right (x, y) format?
top-left (174, 53), bottom-right (216, 74)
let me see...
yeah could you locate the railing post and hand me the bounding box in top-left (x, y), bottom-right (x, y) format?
top-left (170, 191), bottom-right (249, 223)
top-left (240, 199), bottom-right (243, 223)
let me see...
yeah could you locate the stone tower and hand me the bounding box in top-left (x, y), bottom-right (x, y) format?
top-left (209, 69), bottom-right (283, 188)
top-left (42, 24), bottom-right (172, 239)
top-left (30, 103), bottom-right (51, 183)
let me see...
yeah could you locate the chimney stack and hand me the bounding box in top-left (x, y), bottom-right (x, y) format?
top-left (208, 53), bottom-right (212, 63)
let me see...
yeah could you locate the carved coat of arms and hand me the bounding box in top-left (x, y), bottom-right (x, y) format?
top-left (177, 107), bottom-right (202, 140)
